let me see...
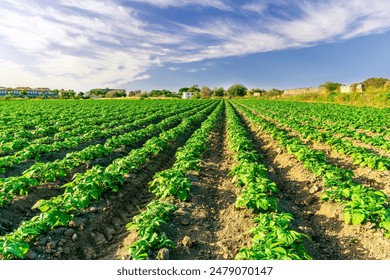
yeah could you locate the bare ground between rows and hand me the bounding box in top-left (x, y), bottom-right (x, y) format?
top-left (158, 108), bottom-right (254, 260)
top-left (0, 116), bottom-right (173, 178)
top-left (0, 114), bottom-right (193, 231)
top-left (0, 122), bottom-right (181, 235)
top-left (23, 121), bottom-right (207, 260)
top-left (339, 137), bottom-right (390, 158)
top-left (234, 104), bottom-right (390, 260)
top-left (309, 142), bottom-right (390, 197)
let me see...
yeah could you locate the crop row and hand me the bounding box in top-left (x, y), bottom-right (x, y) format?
top-left (0, 100), bottom-right (140, 142)
top-left (233, 101), bottom-right (390, 237)
top-left (0, 103), bottom-right (166, 156)
top-left (291, 101), bottom-right (388, 135)
top-left (0, 101), bottom-right (210, 173)
top-left (0, 102), bottom-right (213, 207)
top-left (225, 101), bottom-right (311, 260)
top-left (241, 102), bottom-right (390, 171)
top-left (0, 100), bottom-right (207, 144)
top-left (0, 101), bottom-right (218, 259)
top-left (127, 101), bottom-right (223, 259)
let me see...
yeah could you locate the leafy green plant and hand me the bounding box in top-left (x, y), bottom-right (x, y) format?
top-left (236, 213), bottom-right (312, 260)
top-left (126, 200), bottom-right (177, 260)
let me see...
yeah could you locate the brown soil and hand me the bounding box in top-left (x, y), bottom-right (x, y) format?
top-left (0, 115), bottom-right (175, 179)
top-left (0, 185), bottom-right (63, 236)
top-left (348, 139), bottom-right (390, 158)
top-left (244, 105), bottom-right (390, 197)
top-left (0, 135), bottom-right (166, 235)
top-left (116, 107), bottom-right (254, 260)
top-left (0, 117), bottom-right (185, 226)
top-left (22, 119), bottom-right (209, 260)
top-left (234, 104), bottom-right (390, 260)
top-left (354, 128), bottom-right (390, 141)
top-left (3, 102), bottom-right (390, 260)
top-left (308, 142), bottom-right (390, 197)
top-left (165, 109), bottom-right (253, 260)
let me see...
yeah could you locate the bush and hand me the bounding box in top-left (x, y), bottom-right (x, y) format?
top-left (265, 88), bottom-right (283, 97)
top-left (227, 84), bottom-right (247, 98)
top-left (320, 81), bottom-right (342, 92)
top-left (363, 77), bottom-right (389, 90)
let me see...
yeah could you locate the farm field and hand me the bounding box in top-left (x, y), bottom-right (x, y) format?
top-left (0, 99), bottom-right (390, 260)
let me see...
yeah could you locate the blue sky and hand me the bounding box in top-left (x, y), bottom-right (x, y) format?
top-left (0, 0), bottom-right (390, 92)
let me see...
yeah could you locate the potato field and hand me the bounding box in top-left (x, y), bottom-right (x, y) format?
top-left (0, 99), bottom-right (390, 260)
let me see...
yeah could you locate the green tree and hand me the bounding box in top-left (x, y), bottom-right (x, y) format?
top-left (265, 88), bottom-right (283, 97)
top-left (178, 87), bottom-right (189, 95)
top-left (60, 90), bottom-right (76, 99)
top-left (192, 91), bottom-right (200, 99)
top-left (18, 90), bottom-right (27, 98)
top-left (248, 88), bottom-right (266, 96)
top-left (227, 84), bottom-right (247, 98)
top-left (212, 87), bottom-right (225, 97)
top-left (320, 81), bottom-right (342, 92)
top-left (200, 86), bottom-right (212, 98)
top-left (188, 85), bottom-right (200, 93)
top-left (362, 77), bottom-right (389, 90)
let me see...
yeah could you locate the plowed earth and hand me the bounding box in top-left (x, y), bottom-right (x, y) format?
top-left (2, 102), bottom-right (390, 260)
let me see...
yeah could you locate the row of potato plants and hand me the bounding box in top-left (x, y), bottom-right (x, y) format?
top-left (273, 103), bottom-right (390, 153)
top-left (0, 102), bottom-right (218, 259)
top-left (0, 103), bottom-right (179, 171)
top-left (127, 101), bottom-right (223, 260)
top-left (0, 102), bottom-right (211, 207)
top-left (0, 101), bottom-right (209, 173)
top-left (1, 100), bottom-right (208, 154)
top-left (0, 100), bottom-right (142, 143)
top-left (244, 102), bottom-right (390, 171)
top-left (225, 101), bottom-right (311, 260)
top-left (233, 101), bottom-right (390, 237)
top-left (280, 108), bottom-right (390, 153)
top-left (269, 100), bottom-right (390, 136)
top-left (0, 103), bottom-right (156, 156)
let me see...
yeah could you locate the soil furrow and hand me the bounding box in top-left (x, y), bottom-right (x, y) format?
top-left (234, 105), bottom-right (390, 260)
top-left (23, 120), bottom-right (211, 260)
top-left (150, 107), bottom-right (253, 260)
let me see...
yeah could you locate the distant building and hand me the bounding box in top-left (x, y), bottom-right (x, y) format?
top-left (283, 87), bottom-right (326, 96)
top-left (340, 84), bottom-right (364, 93)
top-left (182, 92), bottom-right (194, 99)
top-left (0, 87), bottom-right (58, 98)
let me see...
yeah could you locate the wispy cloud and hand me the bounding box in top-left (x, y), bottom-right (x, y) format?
top-left (0, 0), bottom-right (389, 91)
top-left (174, 0), bottom-right (390, 61)
top-left (241, 1), bottom-right (268, 14)
top-left (0, 0), bottom-right (180, 90)
top-left (127, 0), bottom-right (232, 11)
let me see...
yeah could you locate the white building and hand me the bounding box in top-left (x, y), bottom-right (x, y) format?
top-left (340, 84), bottom-right (364, 93)
top-left (182, 92), bottom-right (194, 99)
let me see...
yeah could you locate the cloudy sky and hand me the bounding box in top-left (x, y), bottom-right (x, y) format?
top-left (0, 0), bottom-right (390, 92)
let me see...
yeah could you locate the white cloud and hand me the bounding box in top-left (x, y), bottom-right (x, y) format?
top-left (271, 1), bottom-right (390, 43)
top-left (173, 0), bottom-right (390, 61)
top-left (133, 73), bottom-right (151, 81)
top-left (127, 0), bottom-right (232, 11)
top-left (0, 1), bottom-right (180, 91)
top-left (1, 0), bottom-right (390, 91)
top-left (241, 1), bottom-right (268, 14)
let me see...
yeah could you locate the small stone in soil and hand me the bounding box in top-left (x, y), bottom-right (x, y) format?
top-left (157, 248), bottom-right (169, 260)
top-left (309, 185), bottom-right (320, 194)
top-left (181, 236), bottom-right (192, 247)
